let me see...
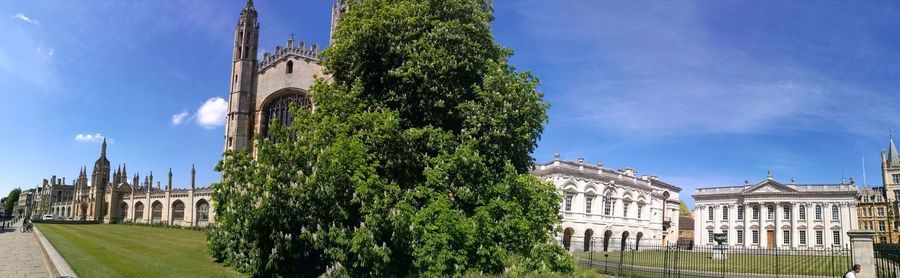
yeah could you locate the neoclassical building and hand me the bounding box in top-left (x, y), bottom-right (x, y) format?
top-left (223, 0), bottom-right (346, 152)
top-left (693, 173), bottom-right (858, 249)
top-left (531, 155), bottom-right (682, 252)
top-left (31, 139), bottom-right (215, 227)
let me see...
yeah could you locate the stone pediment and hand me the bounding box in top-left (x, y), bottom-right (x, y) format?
top-left (741, 179), bottom-right (798, 194)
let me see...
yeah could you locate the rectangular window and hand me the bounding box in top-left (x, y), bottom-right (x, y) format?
top-left (753, 206), bottom-right (759, 220)
top-left (895, 190), bottom-right (900, 201)
top-left (623, 202), bottom-right (630, 218)
top-left (723, 206), bottom-right (729, 220)
top-left (737, 230), bottom-right (744, 244)
top-left (879, 208), bottom-right (885, 217)
top-left (709, 207), bottom-right (714, 221)
top-left (783, 230), bottom-right (790, 245)
top-left (585, 198), bottom-right (592, 214)
top-left (893, 174), bottom-right (900, 184)
top-left (752, 230), bottom-right (759, 244)
top-left (767, 206), bottom-right (774, 220)
top-left (881, 221), bottom-right (887, 232)
top-left (799, 206), bottom-right (806, 220)
top-left (833, 231), bottom-right (840, 246)
top-left (637, 205), bottom-right (643, 219)
top-left (815, 206), bottom-right (822, 220)
top-left (784, 206), bottom-right (790, 220)
top-left (799, 231), bottom-right (807, 245)
top-left (708, 230), bottom-right (714, 243)
top-left (833, 205), bottom-right (839, 221)
top-left (564, 195), bottom-right (573, 212)
top-left (737, 206), bottom-right (744, 220)
top-left (604, 196), bottom-right (613, 216)
top-left (816, 231), bottom-right (823, 245)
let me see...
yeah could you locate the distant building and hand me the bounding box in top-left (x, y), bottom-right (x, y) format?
top-left (531, 154), bottom-right (682, 252)
top-left (693, 173), bottom-right (858, 249)
top-left (28, 140), bottom-right (214, 227)
top-left (678, 215), bottom-right (694, 246)
top-left (15, 189), bottom-right (35, 218)
top-left (856, 136), bottom-right (900, 244)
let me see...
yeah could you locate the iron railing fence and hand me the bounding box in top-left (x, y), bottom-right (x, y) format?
top-left (576, 238), bottom-right (852, 278)
top-left (875, 244), bottom-right (900, 278)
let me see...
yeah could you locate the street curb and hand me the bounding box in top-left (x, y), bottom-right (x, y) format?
top-left (33, 225), bottom-right (78, 278)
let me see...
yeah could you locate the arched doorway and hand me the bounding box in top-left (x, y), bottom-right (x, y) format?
top-left (603, 230), bottom-right (613, 251)
top-left (621, 231), bottom-right (630, 251)
top-left (584, 229), bottom-right (594, 251)
top-left (171, 200), bottom-right (185, 225)
top-left (134, 202), bottom-right (144, 223)
top-left (563, 228), bottom-right (575, 251)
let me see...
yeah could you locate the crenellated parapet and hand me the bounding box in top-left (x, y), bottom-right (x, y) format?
top-left (257, 34), bottom-right (321, 73)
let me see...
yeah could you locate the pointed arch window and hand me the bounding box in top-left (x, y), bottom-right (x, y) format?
top-left (286, 60), bottom-right (294, 74)
top-left (261, 92), bottom-right (312, 139)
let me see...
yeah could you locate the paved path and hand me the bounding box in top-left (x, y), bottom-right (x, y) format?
top-left (0, 221), bottom-right (51, 278)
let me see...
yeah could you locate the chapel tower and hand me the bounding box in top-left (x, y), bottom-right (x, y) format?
top-left (90, 138), bottom-right (111, 220)
top-left (882, 135), bottom-right (900, 201)
top-left (224, 0), bottom-right (260, 152)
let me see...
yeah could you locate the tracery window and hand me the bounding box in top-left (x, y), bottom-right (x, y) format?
top-left (261, 93), bottom-right (312, 139)
top-left (151, 202), bottom-right (163, 222)
top-left (172, 201), bottom-right (185, 221)
top-left (197, 200), bottom-right (210, 222)
top-left (134, 202), bottom-right (144, 221)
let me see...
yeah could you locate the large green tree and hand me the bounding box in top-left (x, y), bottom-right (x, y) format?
top-left (209, 0), bottom-right (572, 276)
top-left (3, 188), bottom-right (21, 216)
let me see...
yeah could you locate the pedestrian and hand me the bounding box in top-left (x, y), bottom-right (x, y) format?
top-left (844, 264), bottom-right (861, 278)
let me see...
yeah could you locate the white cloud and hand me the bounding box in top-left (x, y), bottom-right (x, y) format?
top-left (11, 13), bottom-right (39, 25)
top-left (171, 111), bottom-right (189, 125)
top-left (74, 133), bottom-right (106, 143)
top-left (196, 97), bottom-right (227, 129)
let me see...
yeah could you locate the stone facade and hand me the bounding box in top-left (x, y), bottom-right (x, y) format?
top-left (856, 136), bottom-right (900, 243)
top-left (693, 174), bottom-right (858, 249)
top-left (30, 140), bottom-right (214, 227)
top-left (224, 0), bottom-right (345, 153)
top-left (531, 155), bottom-right (682, 252)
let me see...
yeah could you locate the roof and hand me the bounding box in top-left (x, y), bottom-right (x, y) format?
top-left (693, 177), bottom-right (857, 199)
top-left (531, 158), bottom-right (682, 193)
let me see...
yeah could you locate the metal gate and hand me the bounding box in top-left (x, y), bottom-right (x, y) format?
top-left (875, 244), bottom-right (900, 278)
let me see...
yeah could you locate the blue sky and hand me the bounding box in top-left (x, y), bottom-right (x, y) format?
top-left (2, 1), bottom-right (900, 208)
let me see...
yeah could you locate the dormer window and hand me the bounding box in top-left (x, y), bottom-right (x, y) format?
top-left (286, 60), bottom-right (294, 74)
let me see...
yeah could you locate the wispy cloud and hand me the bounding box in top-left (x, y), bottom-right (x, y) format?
top-left (74, 133), bottom-right (107, 143)
top-left (514, 1), bottom-right (900, 139)
top-left (195, 97), bottom-right (227, 129)
top-left (171, 111), bottom-right (189, 125)
top-left (10, 13), bottom-right (39, 25)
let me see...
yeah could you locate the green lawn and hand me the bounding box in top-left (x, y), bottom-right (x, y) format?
top-left (575, 250), bottom-right (852, 277)
top-left (37, 223), bottom-right (244, 278)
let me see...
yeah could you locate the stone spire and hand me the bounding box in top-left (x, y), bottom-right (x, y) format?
top-left (149, 171), bottom-right (154, 190)
top-left (191, 164), bottom-right (196, 190)
top-left (101, 138), bottom-right (107, 157)
top-left (243, 0), bottom-right (255, 12)
top-left (167, 168), bottom-right (173, 191)
top-left (889, 135), bottom-right (900, 167)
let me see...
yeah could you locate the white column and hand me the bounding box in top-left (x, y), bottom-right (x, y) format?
top-left (791, 203), bottom-right (799, 248)
top-left (775, 202), bottom-right (782, 248)
top-left (824, 203), bottom-right (832, 247)
top-left (744, 203), bottom-right (751, 247)
top-left (761, 204), bottom-right (768, 248)
top-left (694, 205), bottom-right (704, 245)
top-left (727, 204), bottom-right (736, 246)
